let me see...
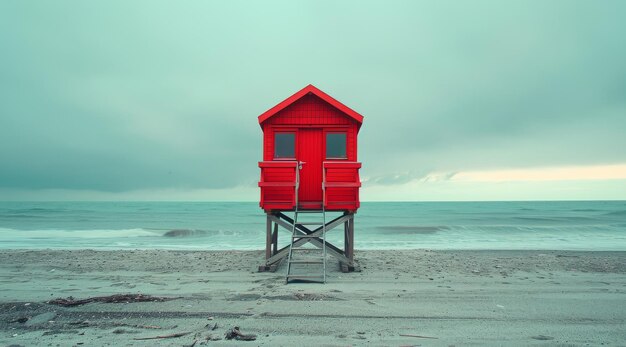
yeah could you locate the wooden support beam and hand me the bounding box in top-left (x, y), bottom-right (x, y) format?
top-left (269, 213), bottom-right (351, 239)
top-left (349, 215), bottom-right (355, 262)
top-left (307, 238), bottom-right (351, 264)
top-left (265, 215), bottom-right (271, 260)
top-left (344, 212), bottom-right (349, 259)
top-left (339, 215), bottom-right (359, 272)
top-left (264, 213), bottom-right (354, 266)
top-left (277, 212), bottom-right (349, 235)
top-left (269, 214), bottom-right (298, 233)
top-left (272, 223), bottom-right (278, 255)
top-left (259, 215), bottom-right (275, 272)
top-left (266, 237), bottom-right (352, 266)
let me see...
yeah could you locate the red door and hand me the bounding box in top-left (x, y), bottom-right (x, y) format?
top-left (297, 129), bottom-right (323, 208)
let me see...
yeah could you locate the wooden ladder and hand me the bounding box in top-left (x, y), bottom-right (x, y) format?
top-left (285, 161), bottom-right (327, 283)
top-left (285, 207), bottom-right (327, 283)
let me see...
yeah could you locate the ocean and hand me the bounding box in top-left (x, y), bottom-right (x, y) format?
top-left (0, 201), bottom-right (625, 251)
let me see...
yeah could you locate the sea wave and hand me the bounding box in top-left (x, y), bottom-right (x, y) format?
top-left (2, 214), bottom-right (42, 219)
top-left (162, 229), bottom-right (237, 237)
top-left (513, 216), bottom-right (594, 222)
top-left (375, 226), bottom-right (448, 234)
top-left (0, 227), bottom-right (159, 239)
top-left (1, 201), bottom-right (625, 251)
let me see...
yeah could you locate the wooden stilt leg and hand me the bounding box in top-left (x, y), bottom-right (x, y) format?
top-left (259, 214), bottom-right (273, 272)
top-left (349, 214), bottom-right (354, 263)
top-left (265, 215), bottom-right (272, 260)
top-left (340, 213), bottom-right (359, 272)
top-left (340, 212), bottom-right (351, 273)
top-left (344, 212), bottom-right (349, 257)
top-left (272, 222), bottom-right (278, 255)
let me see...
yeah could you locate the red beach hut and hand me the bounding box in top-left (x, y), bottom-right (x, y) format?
top-left (257, 84), bottom-right (363, 281)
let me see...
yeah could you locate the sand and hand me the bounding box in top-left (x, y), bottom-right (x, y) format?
top-left (0, 249), bottom-right (625, 346)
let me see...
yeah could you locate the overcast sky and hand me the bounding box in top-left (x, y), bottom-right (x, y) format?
top-left (1, 1), bottom-right (625, 201)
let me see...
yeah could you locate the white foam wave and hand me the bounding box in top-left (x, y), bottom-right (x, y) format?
top-left (0, 227), bottom-right (160, 239)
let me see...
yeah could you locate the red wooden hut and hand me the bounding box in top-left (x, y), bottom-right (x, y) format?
top-left (257, 84), bottom-right (363, 281)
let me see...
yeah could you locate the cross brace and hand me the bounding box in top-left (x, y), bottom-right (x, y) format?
top-left (261, 211), bottom-right (356, 271)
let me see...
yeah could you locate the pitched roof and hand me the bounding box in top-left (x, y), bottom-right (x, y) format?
top-left (258, 84), bottom-right (364, 127)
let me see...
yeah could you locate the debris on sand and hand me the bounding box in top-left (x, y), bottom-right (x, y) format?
top-left (531, 335), bottom-right (555, 340)
top-left (8, 317), bottom-right (29, 324)
top-left (204, 322), bottom-right (218, 331)
top-left (133, 331), bottom-right (192, 340)
top-left (399, 333), bottom-right (438, 339)
top-left (225, 326), bottom-right (257, 341)
top-left (47, 294), bottom-right (177, 307)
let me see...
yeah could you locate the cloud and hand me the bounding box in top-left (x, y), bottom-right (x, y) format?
top-left (0, 1), bottom-right (625, 199)
top-left (453, 164), bottom-right (626, 182)
top-left (364, 170), bottom-right (428, 186)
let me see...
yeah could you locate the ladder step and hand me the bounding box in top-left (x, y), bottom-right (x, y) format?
top-left (288, 260), bottom-right (324, 264)
top-left (286, 199), bottom-right (327, 283)
top-left (286, 275), bottom-right (324, 279)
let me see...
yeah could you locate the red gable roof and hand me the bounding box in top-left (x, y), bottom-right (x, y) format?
top-left (258, 84), bottom-right (364, 127)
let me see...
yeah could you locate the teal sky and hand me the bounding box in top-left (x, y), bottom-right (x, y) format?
top-left (1, 1), bottom-right (625, 201)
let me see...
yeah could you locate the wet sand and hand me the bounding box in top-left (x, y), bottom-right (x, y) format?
top-left (1, 249), bottom-right (625, 346)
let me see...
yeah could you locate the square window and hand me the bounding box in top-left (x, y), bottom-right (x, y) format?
top-left (326, 133), bottom-right (347, 159)
top-left (274, 133), bottom-right (295, 159)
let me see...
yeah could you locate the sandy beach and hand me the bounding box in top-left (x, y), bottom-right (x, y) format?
top-left (1, 249), bottom-right (625, 346)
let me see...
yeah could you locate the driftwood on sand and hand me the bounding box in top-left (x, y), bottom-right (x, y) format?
top-left (225, 326), bottom-right (257, 341)
top-left (133, 331), bottom-right (192, 340)
top-left (399, 333), bottom-right (438, 339)
top-left (47, 294), bottom-right (177, 307)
